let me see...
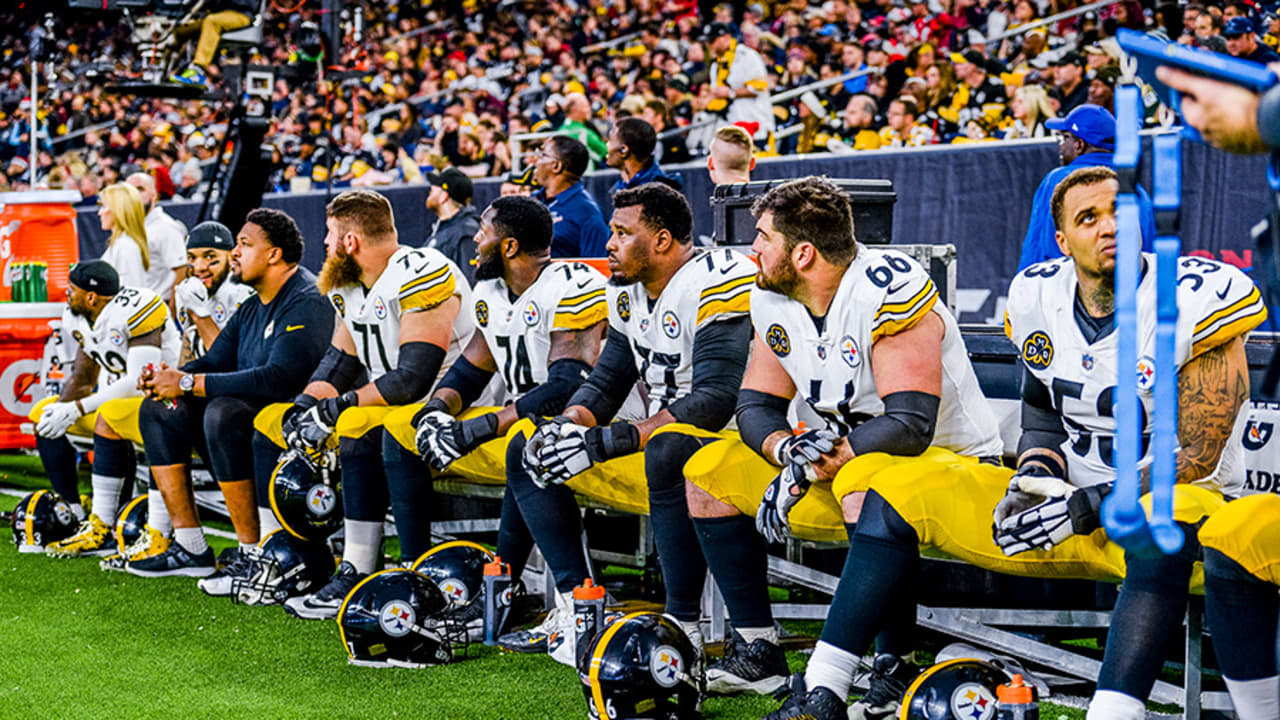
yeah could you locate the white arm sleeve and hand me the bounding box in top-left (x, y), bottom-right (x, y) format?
top-left (78, 344), bottom-right (162, 414)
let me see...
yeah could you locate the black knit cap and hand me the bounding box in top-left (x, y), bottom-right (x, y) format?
top-left (69, 260), bottom-right (120, 296)
top-left (187, 221), bottom-right (236, 251)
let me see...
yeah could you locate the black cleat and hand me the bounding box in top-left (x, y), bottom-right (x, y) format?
top-left (763, 685), bottom-right (848, 720)
top-left (848, 654), bottom-right (920, 720)
top-left (706, 633), bottom-right (790, 696)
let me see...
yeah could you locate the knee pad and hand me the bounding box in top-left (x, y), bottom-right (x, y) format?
top-left (643, 431), bottom-right (704, 495)
top-left (854, 490), bottom-right (920, 547)
top-left (1122, 521), bottom-right (1199, 595)
top-left (203, 397), bottom-right (253, 435)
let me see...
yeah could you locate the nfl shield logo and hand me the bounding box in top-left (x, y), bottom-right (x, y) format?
top-left (1082, 354), bottom-right (1094, 371)
top-left (816, 345), bottom-right (826, 360)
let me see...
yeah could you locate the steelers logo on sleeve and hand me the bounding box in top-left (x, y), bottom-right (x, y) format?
top-left (617, 291), bottom-right (632, 322)
top-left (475, 299), bottom-right (489, 327)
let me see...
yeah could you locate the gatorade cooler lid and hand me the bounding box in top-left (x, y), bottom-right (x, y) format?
top-left (0, 190), bottom-right (82, 206)
top-left (573, 577), bottom-right (605, 600)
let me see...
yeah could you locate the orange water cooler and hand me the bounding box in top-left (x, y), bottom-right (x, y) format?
top-left (0, 191), bottom-right (79, 449)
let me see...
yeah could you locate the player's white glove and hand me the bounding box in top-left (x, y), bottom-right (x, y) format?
top-left (993, 471), bottom-right (1111, 556)
top-left (418, 412), bottom-right (499, 472)
top-left (756, 462), bottom-right (810, 544)
top-left (175, 277), bottom-right (213, 318)
top-left (36, 401), bottom-right (80, 439)
top-left (524, 418), bottom-right (640, 488)
top-left (773, 427), bottom-right (840, 479)
top-left (288, 392), bottom-right (356, 456)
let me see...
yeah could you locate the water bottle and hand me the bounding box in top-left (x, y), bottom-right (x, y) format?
top-left (482, 555), bottom-right (512, 646)
top-left (996, 674), bottom-right (1038, 720)
top-left (34, 262), bottom-right (46, 302)
top-left (573, 577), bottom-right (606, 668)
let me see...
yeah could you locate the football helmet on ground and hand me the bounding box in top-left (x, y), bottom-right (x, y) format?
top-left (232, 530), bottom-right (335, 605)
top-left (410, 540), bottom-right (494, 617)
top-left (11, 490), bottom-right (78, 553)
top-left (899, 658), bottom-right (1011, 720)
top-left (270, 447), bottom-right (342, 542)
top-left (578, 612), bottom-right (703, 720)
top-left (337, 568), bottom-right (467, 668)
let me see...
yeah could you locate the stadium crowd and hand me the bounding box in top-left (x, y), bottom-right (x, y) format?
top-left (0, 0), bottom-right (1273, 201)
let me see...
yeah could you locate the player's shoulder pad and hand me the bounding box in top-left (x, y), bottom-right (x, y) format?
top-left (695, 248), bottom-right (754, 327)
top-left (1005, 257), bottom-right (1072, 341)
top-left (866, 248), bottom-right (938, 342)
top-left (395, 246), bottom-right (457, 312)
top-left (1178, 256), bottom-right (1268, 357)
top-left (116, 287), bottom-right (168, 338)
top-left (552, 262), bottom-right (608, 331)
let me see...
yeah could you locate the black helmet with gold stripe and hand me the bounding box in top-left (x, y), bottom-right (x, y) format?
top-left (578, 612), bottom-right (703, 720)
top-left (11, 490), bottom-right (77, 553)
top-left (270, 447), bottom-right (342, 542)
top-left (900, 658), bottom-right (1011, 720)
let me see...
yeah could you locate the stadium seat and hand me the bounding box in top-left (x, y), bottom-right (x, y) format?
top-left (219, 0), bottom-right (266, 48)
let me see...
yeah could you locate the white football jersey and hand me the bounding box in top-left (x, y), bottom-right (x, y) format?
top-left (62, 285), bottom-right (181, 387)
top-left (473, 261), bottom-right (608, 399)
top-left (606, 248), bottom-right (754, 418)
top-left (328, 246), bottom-right (474, 390)
top-left (1005, 254), bottom-right (1266, 493)
top-left (176, 278), bottom-right (255, 359)
top-left (753, 245), bottom-right (1003, 458)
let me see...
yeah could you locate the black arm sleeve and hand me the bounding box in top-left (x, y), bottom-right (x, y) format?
top-left (736, 388), bottom-right (791, 459)
top-left (1016, 366), bottom-right (1069, 472)
top-left (515, 358), bottom-right (594, 418)
top-left (308, 345), bottom-right (368, 393)
top-left (567, 326), bottom-right (640, 425)
top-left (436, 354), bottom-right (496, 410)
top-left (847, 390), bottom-right (940, 457)
top-left (202, 295), bottom-right (335, 400)
top-left (374, 342), bottom-right (447, 406)
top-left (667, 315), bottom-right (752, 431)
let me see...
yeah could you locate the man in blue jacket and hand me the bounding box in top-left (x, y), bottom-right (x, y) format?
top-left (532, 135), bottom-right (610, 258)
top-left (128, 208), bottom-right (335, 578)
top-left (1018, 104), bottom-right (1156, 270)
top-left (607, 117), bottom-right (682, 195)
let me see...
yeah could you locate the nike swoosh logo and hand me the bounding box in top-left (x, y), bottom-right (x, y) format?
top-left (576, 280), bottom-right (592, 289)
top-left (719, 266), bottom-right (734, 275)
top-left (1216, 280), bottom-right (1232, 301)
top-left (887, 282), bottom-right (908, 293)
top-left (286, 325), bottom-right (305, 332)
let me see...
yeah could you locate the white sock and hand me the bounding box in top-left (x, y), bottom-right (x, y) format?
top-left (90, 474), bottom-right (125, 523)
top-left (148, 489), bottom-right (172, 535)
top-left (678, 619), bottom-right (704, 655)
top-left (738, 626), bottom-right (779, 645)
top-left (805, 640), bottom-right (861, 700)
top-left (69, 503), bottom-right (86, 522)
top-left (1225, 675), bottom-right (1280, 720)
top-left (343, 519), bottom-right (383, 574)
top-left (173, 527), bottom-right (208, 555)
top-left (239, 541), bottom-right (255, 553)
top-left (258, 506), bottom-right (282, 536)
top-left (1086, 690), bottom-right (1146, 720)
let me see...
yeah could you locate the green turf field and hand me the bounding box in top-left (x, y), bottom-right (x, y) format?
top-left (0, 452), bottom-right (1096, 720)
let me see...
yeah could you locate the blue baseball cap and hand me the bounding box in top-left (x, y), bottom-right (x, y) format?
top-left (1045, 104), bottom-right (1116, 151)
top-left (1224, 16), bottom-right (1255, 37)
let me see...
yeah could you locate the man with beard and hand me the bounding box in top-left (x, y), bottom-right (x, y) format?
top-left (496, 183), bottom-right (755, 666)
top-left (378, 196), bottom-right (608, 590)
top-left (129, 209), bottom-right (332, 579)
top-left (254, 190), bottom-right (474, 619)
top-left (172, 222), bottom-right (256, 362)
top-left (28, 261), bottom-right (182, 557)
top-left (91, 222), bottom-right (255, 570)
top-left (666, 177), bottom-right (1001, 711)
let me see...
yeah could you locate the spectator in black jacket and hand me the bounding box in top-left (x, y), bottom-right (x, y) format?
top-left (424, 167), bottom-right (482, 285)
top-left (131, 208), bottom-right (335, 579)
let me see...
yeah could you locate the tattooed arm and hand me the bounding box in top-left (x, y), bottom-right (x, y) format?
top-left (1172, 335), bottom-right (1250, 484)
